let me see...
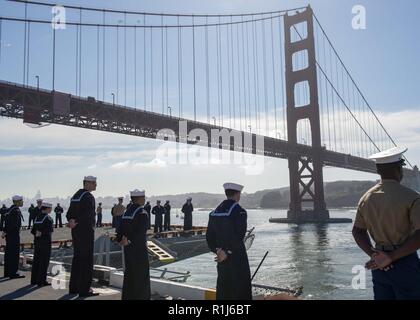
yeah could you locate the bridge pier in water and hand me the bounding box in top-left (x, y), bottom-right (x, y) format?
top-left (1, 3), bottom-right (416, 225)
top-left (271, 7), bottom-right (351, 224)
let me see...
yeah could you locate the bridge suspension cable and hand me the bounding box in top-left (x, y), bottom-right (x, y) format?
top-left (308, 23), bottom-right (382, 153)
top-left (192, 17), bottom-right (197, 121)
top-left (7, 0), bottom-right (306, 18)
top-left (22, 2), bottom-right (27, 85)
top-left (0, 13), bottom-right (295, 28)
top-left (0, 18), bottom-right (2, 71)
top-left (311, 13), bottom-right (412, 167)
top-left (0, 2), bottom-right (408, 166)
top-left (313, 13), bottom-right (399, 150)
top-left (0, 7), bottom-right (296, 140)
top-left (102, 11), bottom-right (105, 101)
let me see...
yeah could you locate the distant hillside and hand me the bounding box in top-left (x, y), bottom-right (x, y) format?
top-left (0, 180), bottom-right (377, 210)
top-left (260, 180), bottom-right (376, 209)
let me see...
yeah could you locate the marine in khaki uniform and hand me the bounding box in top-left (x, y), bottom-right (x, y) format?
top-left (352, 146), bottom-right (420, 300)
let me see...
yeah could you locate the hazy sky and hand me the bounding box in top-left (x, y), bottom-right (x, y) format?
top-left (0, 0), bottom-right (419, 199)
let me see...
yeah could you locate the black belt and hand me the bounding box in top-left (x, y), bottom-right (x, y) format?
top-left (375, 244), bottom-right (401, 252)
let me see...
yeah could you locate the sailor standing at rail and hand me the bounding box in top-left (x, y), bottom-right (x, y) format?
top-left (31, 202), bottom-right (53, 287)
top-left (0, 204), bottom-right (7, 232)
top-left (117, 189), bottom-right (151, 300)
top-left (34, 199), bottom-right (43, 220)
top-left (144, 201), bottom-right (152, 229)
top-left (28, 200), bottom-right (42, 230)
top-left (66, 176), bottom-right (99, 297)
top-left (54, 203), bottom-right (64, 228)
top-left (182, 197), bottom-right (194, 233)
top-left (1, 195), bottom-right (25, 279)
top-left (206, 183), bottom-right (252, 300)
top-left (27, 204), bottom-right (36, 229)
top-left (152, 200), bottom-right (164, 234)
top-left (352, 147), bottom-right (420, 300)
top-left (163, 200), bottom-right (171, 231)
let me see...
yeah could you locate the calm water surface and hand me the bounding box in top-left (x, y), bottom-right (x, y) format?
top-left (20, 207), bottom-right (372, 299)
top-left (165, 208), bottom-right (373, 300)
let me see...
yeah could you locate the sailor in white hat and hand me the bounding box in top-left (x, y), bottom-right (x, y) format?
top-left (152, 199), bottom-right (164, 234)
top-left (0, 203), bottom-right (7, 231)
top-left (130, 189), bottom-right (145, 197)
top-left (83, 175), bottom-right (97, 183)
top-left (12, 195), bottom-right (24, 202)
top-left (206, 182), bottom-right (252, 300)
top-left (29, 198), bottom-right (44, 229)
top-left (31, 202), bottom-right (54, 286)
top-left (66, 176), bottom-right (98, 297)
top-left (1, 195), bottom-right (25, 279)
top-left (41, 202), bottom-right (52, 208)
top-left (368, 146), bottom-right (408, 165)
top-left (163, 200), bottom-right (171, 231)
top-left (54, 202), bottom-right (64, 228)
top-left (117, 189), bottom-right (151, 300)
top-left (144, 200), bottom-right (152, 229)
top-left (181, 197), bottom-right (194, 232)
top-left (222, 182), bottom-right (244, 192)
top-left (353, 146), bottom-right (420, 300)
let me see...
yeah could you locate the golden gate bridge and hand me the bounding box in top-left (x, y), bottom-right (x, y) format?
top-left (0, 0), bottom-right (418, 223)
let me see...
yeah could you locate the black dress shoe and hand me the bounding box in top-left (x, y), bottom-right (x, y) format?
top-left (79, 291), bottom-right (99, 297)
top-left (9, 274), bottom-right (25, 279)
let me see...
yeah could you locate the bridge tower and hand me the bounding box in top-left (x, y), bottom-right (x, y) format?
top-left (280, 6), bottom-right (350, 224)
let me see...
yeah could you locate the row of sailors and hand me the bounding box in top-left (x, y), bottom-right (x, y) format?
top-left (1, 146), bottom-right (420, 300)
top-left (0, 202), bottom-right (64, 230)
top-left (117, 182), bottom-right (250, 299)
top-left (0, 196), bottom-right (53, 285)
top-left (107, 198), bottom-right (194, 233)
top-left (27, 201), bottom-right (64, 229)
top-left (0, 177), bottom-right (250, 299)
top-left (69, 147), bottom-right (420, 300)
top-left (0, 199), bottom-right (193, 234)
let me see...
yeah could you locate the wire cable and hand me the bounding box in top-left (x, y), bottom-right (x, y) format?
top-left (0, 13), bottom-right (294, 29)
top-left (0, 19), bottom-right (2, 73)
top-left (161, 15), bottom-right (164, 114)
top-left (102, 10), bottom-right (105, 101)
top-left (270, 14), bottom-right (278, 138)
top-left (192, 16), bottom-right (197, 121)
top-left (205, 17), bottom-right (210, 123)
top-left (312, 13), bottom-right (410, 165)
top-left (7, 1), bottom-right (306, 18)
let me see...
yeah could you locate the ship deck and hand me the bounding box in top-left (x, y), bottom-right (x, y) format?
top-left (0, 265), bottom-right (123, 300)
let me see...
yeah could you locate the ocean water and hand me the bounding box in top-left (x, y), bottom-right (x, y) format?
top-left (165, 208), bottom-right (373, 300)
top-left (18, 207), bottom-right (373, 300)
